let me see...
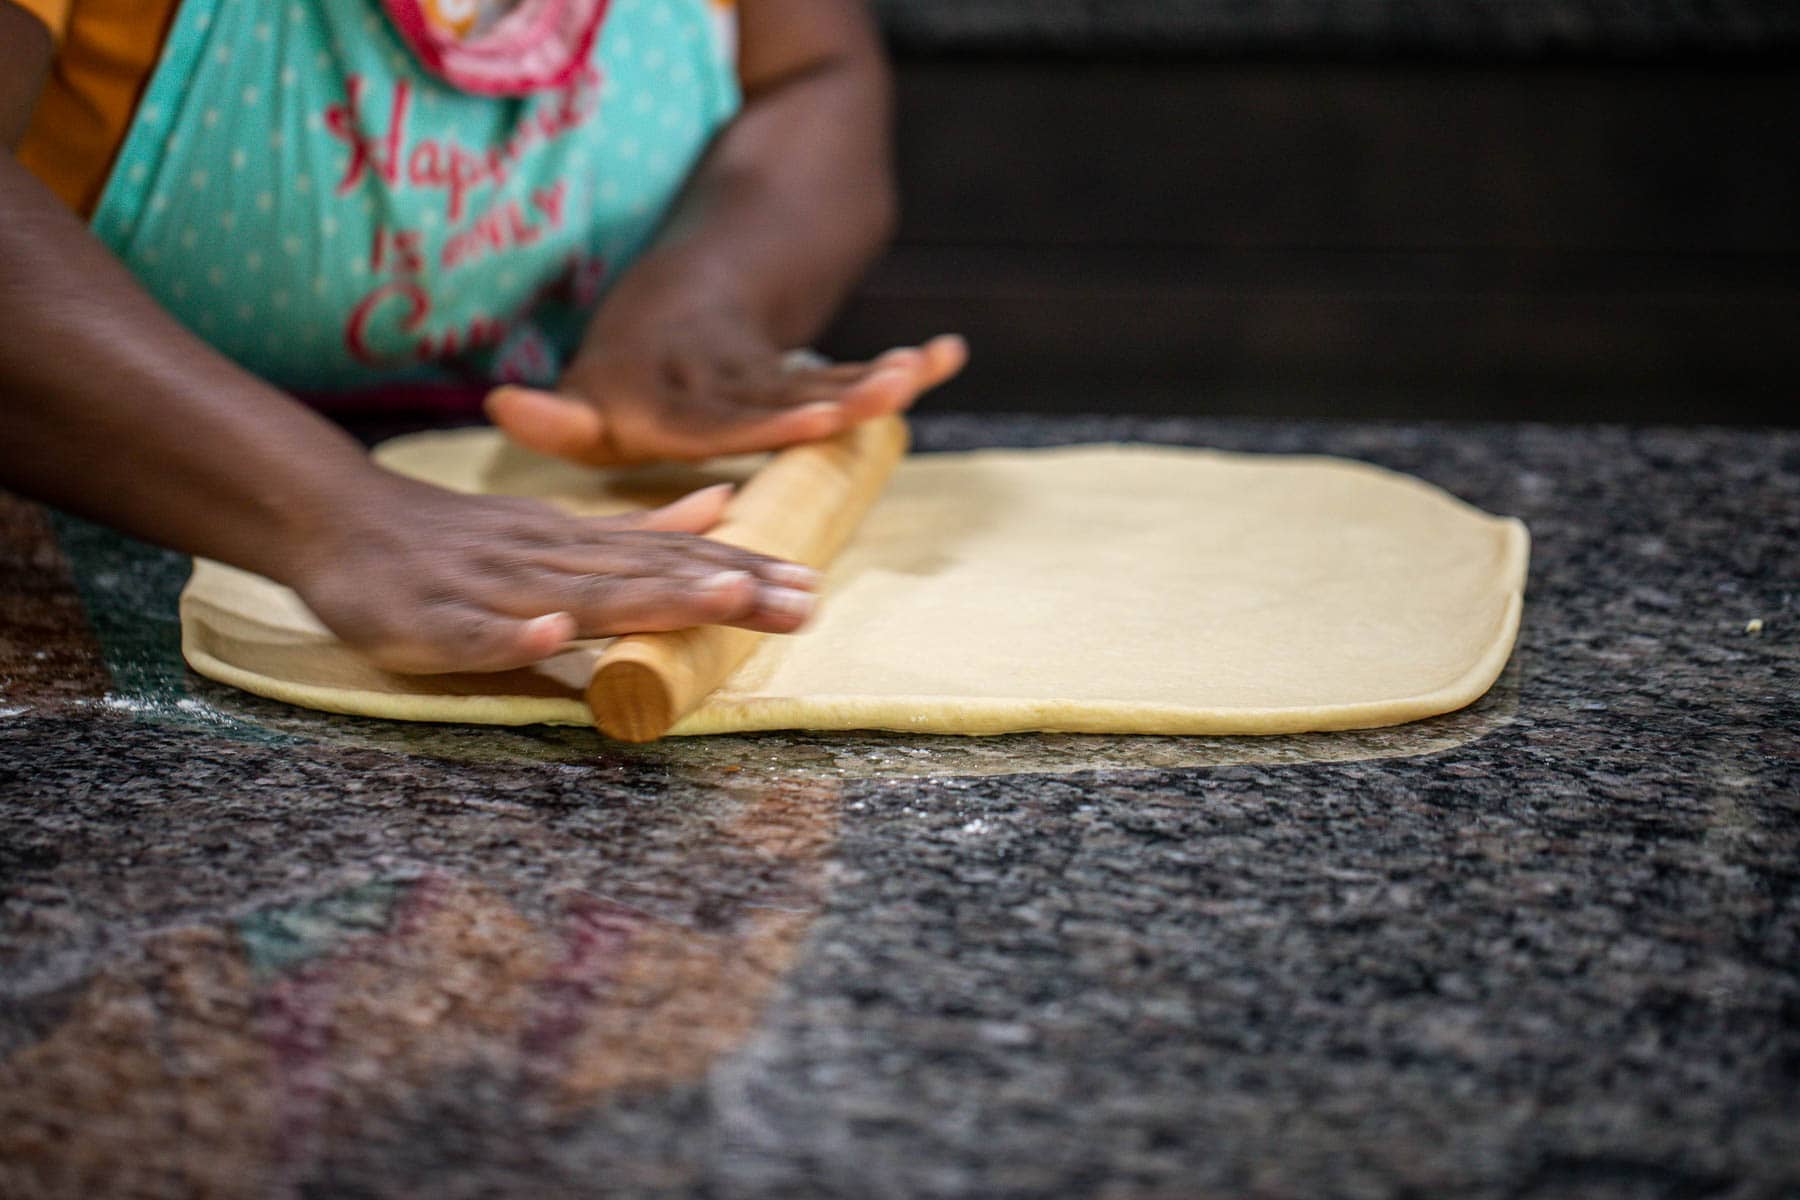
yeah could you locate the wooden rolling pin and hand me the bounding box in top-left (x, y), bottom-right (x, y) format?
top-left (586, 415), bottom-right (910, 741)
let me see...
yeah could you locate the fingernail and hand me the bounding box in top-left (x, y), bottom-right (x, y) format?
top-left (528, 612), bottom-right (577, 642)
top-left (702, 569), bottom-right (754, 594)
top-left (764, 563), bottom-right (819, 588)
top-left (760, 587), bottom-right (815, 619)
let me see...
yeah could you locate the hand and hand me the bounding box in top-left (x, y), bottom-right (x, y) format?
top-left (483, 301), bottom-right (967, 465)
top-left (288, 472), bottom-right (819, 674)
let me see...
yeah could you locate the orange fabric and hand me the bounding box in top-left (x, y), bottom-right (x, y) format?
top-left (8, 0), bottom-right (72, 40)
top-left (12, 0), bottom-right (183, 216)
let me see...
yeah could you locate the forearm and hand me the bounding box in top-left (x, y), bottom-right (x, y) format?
top-left (595, 5), bottom-right (897, 348)
top-left (0, 154), bottom-right (375, 583)
top-left (488, 2), bottom-right (964, 468)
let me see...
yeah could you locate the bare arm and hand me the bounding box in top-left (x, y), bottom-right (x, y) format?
top-left (487, 0), bottom-right (966, 465)
top-left (638, 0), bottom-right (902, 348)
top-left (0, 3), bottom-right (379, 578)
top-left (0, 1), bottom-right (817, 672)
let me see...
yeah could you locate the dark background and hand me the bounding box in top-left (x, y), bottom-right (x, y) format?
top-left (821, 0), bottom-right (1800, 425)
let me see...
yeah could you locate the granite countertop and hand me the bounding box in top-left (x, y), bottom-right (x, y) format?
top-left (1, 414), bottom-right (1795, 1199)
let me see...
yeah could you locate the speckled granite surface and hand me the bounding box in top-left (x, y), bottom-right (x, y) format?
top-left (1, 415), bottom-right (1795, 1200)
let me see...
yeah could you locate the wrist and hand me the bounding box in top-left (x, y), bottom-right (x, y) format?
top-left (187, 401), bottom-right (403, 591)
top-left (269, 459), bottom-right (419, 589)
top-left (584, 251), bottom-right (770, 354)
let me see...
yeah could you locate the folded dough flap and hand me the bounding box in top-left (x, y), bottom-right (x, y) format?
top-left (586, 416), bottom-right (911, 742)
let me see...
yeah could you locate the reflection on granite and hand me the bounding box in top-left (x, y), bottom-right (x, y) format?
top-left (2, 416), bottom-right (1796, 1199)
top-left (1, 778), bottom-right (836, 1197)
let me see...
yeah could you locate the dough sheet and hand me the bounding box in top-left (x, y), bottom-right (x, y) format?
top-left (181, 432), bottom-right (1529, 736)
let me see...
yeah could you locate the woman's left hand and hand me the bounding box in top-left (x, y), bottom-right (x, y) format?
top-left (484, 301), bottom-right (966, 466)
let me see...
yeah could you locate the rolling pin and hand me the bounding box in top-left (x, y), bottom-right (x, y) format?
top-left (586, 415), bottom-right (910, 741)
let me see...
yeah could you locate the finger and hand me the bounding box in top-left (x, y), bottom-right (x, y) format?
top-left (798, 362), bottom-right (886, 386)
top-left (773, 350), bottom-right (929, 428)
top-left (835, 359), bottom-right (930, 422)
top-left (485, 386), bottom-right (611, 463)
top-left (833, 335), bottom-right (969, 421)
top-left (792, 337), bottom-right (966, 396)
top-left (532, 532), bottom-right (820, 591)
top-left (637, 400), bottom-right (851, 459)
top-left (699, 354), bottom-right (906, 438)
top-left (756, 560), bottom-right (822, 590)
top-left (366, 609), bottom-right (578, 675)
top-left (563, 569), bottom-right (815, 637)
top-left (591, 483), bottom-right (734, 535)
top-left (919, 333), bottom-right (971, 387)
top-left (774, 353), bottom-right (910, 403)
top-left (735, 583), bottom-right (820, 633)
top-left (772, 341), bottom-right (962, 424)
top-left (716, 362), bottom-right (842, 411)
top-left (724, 347), bottom-right (909, 413)
top-left (853, 338), bottom-right (967, 398)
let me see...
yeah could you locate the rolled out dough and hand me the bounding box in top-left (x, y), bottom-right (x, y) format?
top-left (180, 433), bottom-right (1528, 736)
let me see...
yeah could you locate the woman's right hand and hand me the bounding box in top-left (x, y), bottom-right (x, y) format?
top-left (288, 472), bottom-right (817, 675)
top-left (2, 141), bottom-right (814, 674)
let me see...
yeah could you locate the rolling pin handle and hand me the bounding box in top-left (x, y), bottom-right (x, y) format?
top-left (583, 416), bottom-right (910, 741)
top-left (589, 659), bottom-right (676, 743)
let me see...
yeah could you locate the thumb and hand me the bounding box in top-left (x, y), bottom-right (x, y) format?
top-left (485, 386), bottom-right (609, 461)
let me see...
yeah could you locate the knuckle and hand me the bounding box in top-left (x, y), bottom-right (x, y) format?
top-left (440, 606), bottom-right (504, 649)
top-left (572, 572), bottom-right (625, 610)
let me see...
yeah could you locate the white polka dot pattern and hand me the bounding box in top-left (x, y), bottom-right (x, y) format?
top-left (89, 0), bottom-right (741, 393)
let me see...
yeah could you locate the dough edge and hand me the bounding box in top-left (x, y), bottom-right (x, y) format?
top-left (181, 516), bottom-right (1527, 737)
